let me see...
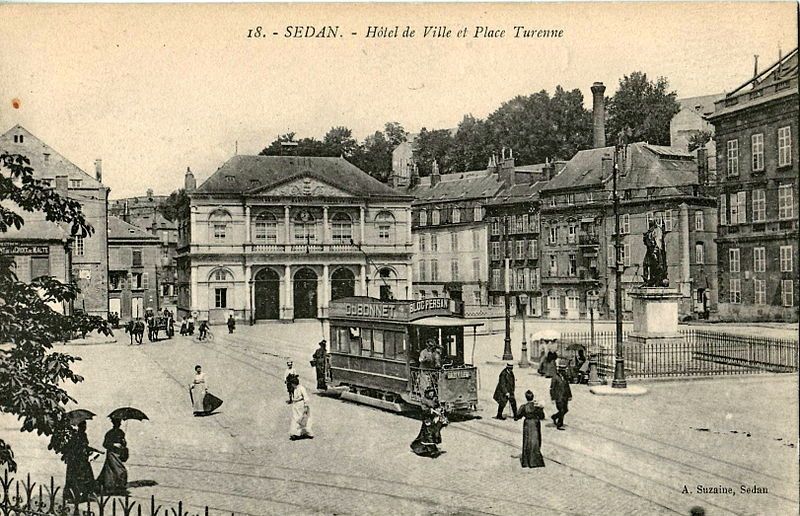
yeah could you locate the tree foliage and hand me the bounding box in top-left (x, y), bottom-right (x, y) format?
top-left (688, 130), bottom-right (712, 152)
top-left (0, 153), bottom-right (111, 472)
top-left (606, 72), bottom-right (681, 146)
top-left (158, 188), bottom-right (190, 222)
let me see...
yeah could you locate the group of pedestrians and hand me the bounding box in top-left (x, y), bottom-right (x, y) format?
top-left (63, 418), bottom-right (130, 503)
top-left (492, 360), bottom-right (573, 469)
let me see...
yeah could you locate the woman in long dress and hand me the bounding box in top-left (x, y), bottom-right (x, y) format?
top-left (287, 375), bottom-right (313, 440)
top-left (410, 388), bottom-right (446, 458)
top-left (96, 418), bottom-right (128, 495)
top-left (514, 390), bottom-right (545, 468)
top-left (64, 421), bottom-right (98, 503)
top-left (190, 365), bottom-right (207, 416)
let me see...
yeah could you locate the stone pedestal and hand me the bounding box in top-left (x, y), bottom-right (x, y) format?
top-left (628, 287), bottom-right (683, 345)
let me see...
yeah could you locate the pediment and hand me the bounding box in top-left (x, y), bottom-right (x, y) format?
top-left (254, 176), bottom-right (353, 198)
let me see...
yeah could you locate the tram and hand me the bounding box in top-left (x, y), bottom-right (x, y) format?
top-left (327, 296), bottom-right (482, 413)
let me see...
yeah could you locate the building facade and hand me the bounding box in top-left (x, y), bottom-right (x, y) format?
top-left (110, 190), bottom-right (179, 312)
top-left (670, 94), bottom-right (724, 152)
top-left (708, 48), bottom-right (799, 321)
top-left (0, 125), bottom-right (109, 318)
top-left (107, 216), bottom-right (160, 321)
top-left (177, 155), bottom-right (414, 324)
top-left (539, 143), bottom-right (718, 320)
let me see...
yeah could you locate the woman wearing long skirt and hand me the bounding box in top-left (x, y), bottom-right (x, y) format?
top-left (96, 418), bottom-right (128, 495)
top-left (411, 388), bottom-right (446, 458)
top-left (514, 390), bottom-right (545, 468)
top-left (64, 421), bottom-right (98, 503)
top-left (287, 375), bottom-right (314, 440)
top-left (189, 365), bottom-right (207, 416)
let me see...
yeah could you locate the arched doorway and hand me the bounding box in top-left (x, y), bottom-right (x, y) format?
top-left (254, 268), bottom-right (280, 320)
top-left (330, 267), bottom-right (355, 301)
top-left (293, 268), bottom-right (318, 319)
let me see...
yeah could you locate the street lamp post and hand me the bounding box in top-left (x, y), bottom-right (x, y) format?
top-left (502, 216), bottom-right (513, 361)
top-left (518, 293), bottom-right (529, 367)
top-left (587, 290), bottom-right (601, 385)
top-left (612, 139), bottom-right (627, 389)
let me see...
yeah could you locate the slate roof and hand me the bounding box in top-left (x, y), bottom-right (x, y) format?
top-left (0, 125), bottom-right (105, 189)
top-left (107, 216), bottom-right (158, 241)
top-left (408, 169), bottom-right (504, 205)
top-left (676, 94), bottom-right (724, 116)
top-left (487, 180), bottom-right (546, 206)
top-left (540, 143), bottom-right (698, 194)
top-left (2, 219), bottom-right (68, 241)
top-left (196, 155), bottom-right (410, 199)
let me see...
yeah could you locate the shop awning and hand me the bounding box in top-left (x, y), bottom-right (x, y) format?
top-left (409, 317), bottom-right (484, 328)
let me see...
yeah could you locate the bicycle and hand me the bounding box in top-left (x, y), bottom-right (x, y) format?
top-left (193, 330), bottom-right (214, 343)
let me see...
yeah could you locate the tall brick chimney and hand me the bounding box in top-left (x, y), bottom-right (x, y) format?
top-left (185, 167), bottom-right (196, 192)
top-left (94, 159), bottom-right (103, 183)
top-left (430, 160), bottom-right (441, 187)
top-left (591, 82), bottom-right (606, 148)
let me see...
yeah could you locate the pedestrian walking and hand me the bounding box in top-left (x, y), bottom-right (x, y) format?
top-left (63, 421), bottom-right (99, 503)
top-left (550, 360), bottom-right (572, 430)
top-left (493, 362), bottom-right (517, 420)
top-left (227, 314), bottom-right (236, 334)
top-left (96, 418), bottom-right (128, 495)
top-left (284, 360), bottom-right (297, 402)
top-left (198, 320), bottom-right (209, 341)
top-left (410, 387), bottom-right (447, 458)
top-left (514, 390), bottom-right (545, 468)
top-left (310, 340), bottom-right (328, 390)
top-left (179, 317), bottom-right (188, 336)
top-left (287, 375), bottom-right (313, 440)
top-left (189, 365), bottom-right (207, 416)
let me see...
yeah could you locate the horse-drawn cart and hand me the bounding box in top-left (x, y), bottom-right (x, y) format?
top-left (147, 316), bottom-right (174, 342)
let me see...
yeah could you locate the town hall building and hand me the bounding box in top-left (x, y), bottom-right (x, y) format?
top-left (176, 155), bottom-right (414, 323)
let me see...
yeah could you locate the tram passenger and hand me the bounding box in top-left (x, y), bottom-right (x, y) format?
top-left (514, 390), bottom-right (545, 468)
top-left (311, 340), bottom-right (328, 390)
top-left (419, 339), bottom-right (441, 369)
top-left (410, 387), bottom-right (447, 458)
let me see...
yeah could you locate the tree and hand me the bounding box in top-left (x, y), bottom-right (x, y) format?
top-left (383, 122), bottom-right (408, 147)
top-left (0, 153), bottom-right (111, 472)
top-left (451, 115), bottom-right (493, 172)
top-left (259, 133), bottom-right (328, 157)
top-left (322, 126), bottom-right (358, 158)
top-left (688, 130), bottom-right (712, 152)
top-left (414, 128), bottom-right (455, 176)
top-left (158, 188), bottom-right (189, 222)
top-left (351, 131), bottom-right (393, 183)
top-left (606, 72), bottom-right (681, 146)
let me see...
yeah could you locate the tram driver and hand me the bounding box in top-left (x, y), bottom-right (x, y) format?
top-left (418, 339), bottom-right (442, 370)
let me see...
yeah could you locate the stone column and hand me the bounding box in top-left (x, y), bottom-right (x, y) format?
top-left (322, 263), bottom-right (329, 317)
top-left (360, 264), bottom-right (367, 296)
top-left (191, 265), bottom-right (199, 311)
top-left (244, 264), bottom-right (252, 322)
top-left (680, 203), bottom-right (691, 297)
top-left (284, 206), bottom-right (291, 244)
top-left (360, 206), bottom-right (366, 244)
top-left (190, 206), bottom-right (198, 246)
top-left (322, 206), bottom-right (329, 245)
top-left (406, 263), bottom-right (413, 301)
top-left (406, 208), bottom-right (412, 245)
top-left (284, 264), bottom-right (293, 319)
top-left (245, 206), bottom-right (251, 243)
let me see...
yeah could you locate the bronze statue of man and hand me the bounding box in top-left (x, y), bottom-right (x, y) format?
top-left (642, 220), bottom-right (669, 287)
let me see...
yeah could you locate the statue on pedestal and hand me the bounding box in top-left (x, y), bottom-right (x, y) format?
top-left (642, 220), bottom-right (669, 287)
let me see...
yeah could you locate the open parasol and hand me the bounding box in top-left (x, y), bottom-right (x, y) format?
top-left (108, 407), bottom-right (149, 421)
top-left (531, 329), bottom-right (560, 341)
top-left (565, 342), bottom-right (586, 351)
top-left (66, 409), bottom-right (96, 426)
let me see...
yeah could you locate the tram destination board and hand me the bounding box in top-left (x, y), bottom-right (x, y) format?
top-left (328, 297), bottom-right (462, 323)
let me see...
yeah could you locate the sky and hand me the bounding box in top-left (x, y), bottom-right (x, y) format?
top-left (0, 2), bottom-right (796, 199)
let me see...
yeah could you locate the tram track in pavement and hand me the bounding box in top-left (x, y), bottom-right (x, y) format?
top-left (185, 334), bottom-right (796, 514)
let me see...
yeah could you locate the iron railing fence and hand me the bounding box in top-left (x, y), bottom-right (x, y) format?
top-left (555, 329), bottom-right (799, 379)
top-left (0, 471), bottom-right (232, 516)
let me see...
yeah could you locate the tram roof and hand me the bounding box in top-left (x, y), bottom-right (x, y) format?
top-left (409, 317), bottom-right (484, 328)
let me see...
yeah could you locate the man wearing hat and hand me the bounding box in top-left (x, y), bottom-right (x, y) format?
top-left (284, 360), bottom-right (297, 402)
top-left (549, 359), bottom-right (572, 430)
top-left (492, 363), bottom-right (517, 420)
top-left (419, 339), bottom-right (442, 369)
top-left (311, 340), bottom-right (328, 390)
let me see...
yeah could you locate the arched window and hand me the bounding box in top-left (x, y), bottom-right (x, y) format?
top-left (209, 209), bottom-right (232, 242)
top-left (331, 213), bottom-right (352, 243)
top-left (254, 212), bottom-right (278, 243)
top-left (293, 211), bottom-right (317, 243)
top-left (209, 268), bottom-right (234, 308)
top-left (210, 268), bottom-right (233, 282)
top-left (375, 211), bottom-right (396, 243)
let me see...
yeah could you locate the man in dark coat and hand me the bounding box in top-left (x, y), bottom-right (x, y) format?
top-left (492, 363), bottom-right (517, 420)
top-left (311, 340), bottom-right (328, 390)
top-left (550, 361), bottom-right (572, 430)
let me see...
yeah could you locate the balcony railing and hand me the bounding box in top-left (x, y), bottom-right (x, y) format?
top-left (578, 234), bottom-right (600, 246)
top-left (245, 242), bottom-right (413, 254)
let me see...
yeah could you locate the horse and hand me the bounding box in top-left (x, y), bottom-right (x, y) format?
top-left (124, 320), bottom-right (145, 345)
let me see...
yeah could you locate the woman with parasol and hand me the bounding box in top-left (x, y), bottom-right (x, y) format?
top-left (410, 387), bottom-right (448, 458)
top-left (63, 410), bottom-right (100, 503)
top-left (96, 407), bottom-right (147, 496)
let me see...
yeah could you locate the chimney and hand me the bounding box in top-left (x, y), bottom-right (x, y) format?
top-left (94, 159), bottom-right (103, 183)
top-left (185, 166), bottom-right (196, 192)
top-left (591, 82), bottom-right (606, 148)
top-left (430, 160), bottom-right (441, 187)
top-left (697, 146), bottom-right (707, 187)
top-left (543, 159), bottom-right (555, 181)
top-left (499, 152), bottom-right (516, 185)
top-left (146, 188), bottom-right (154, 200)
top-left (753, 54), bottom-right (759, 79)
